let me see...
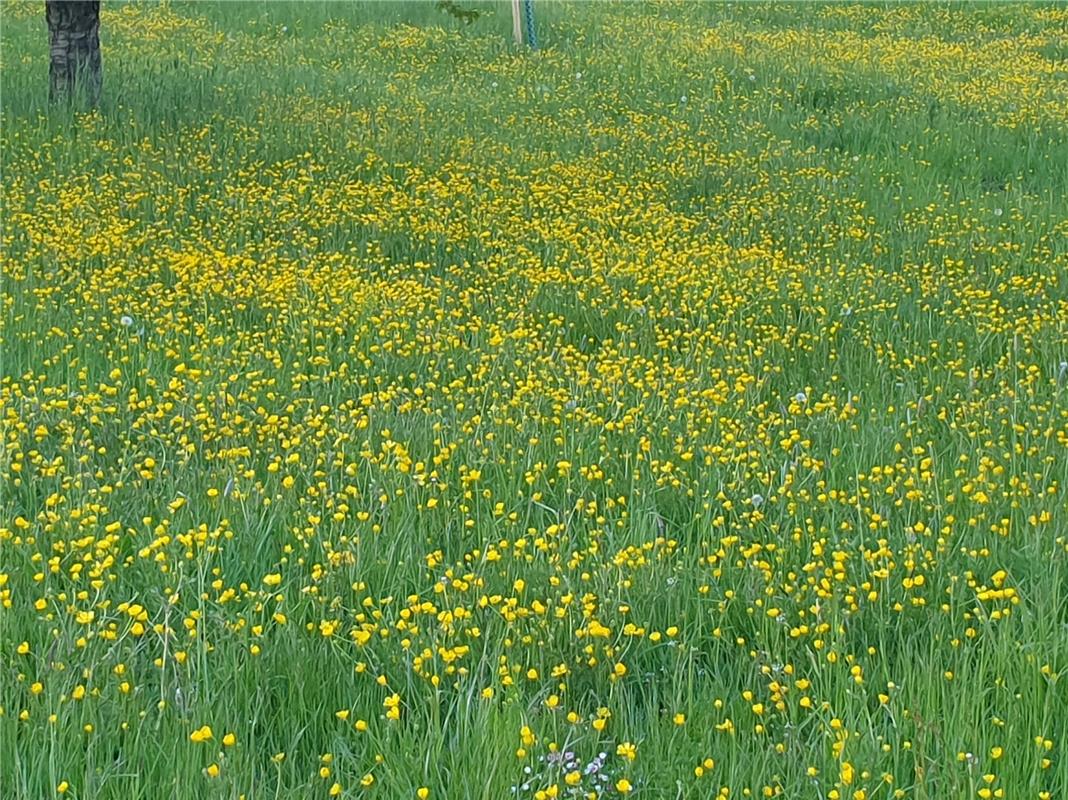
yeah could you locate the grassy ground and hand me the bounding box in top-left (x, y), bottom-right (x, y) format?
top-left (2, 2), bottom-right (1067, 798)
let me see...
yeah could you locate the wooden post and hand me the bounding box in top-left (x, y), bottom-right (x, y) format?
top-left (511, 0), bottom-right (523, 45)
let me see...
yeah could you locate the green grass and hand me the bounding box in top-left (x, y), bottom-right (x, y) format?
top-left (1, 2), bottom-right (1067, 799)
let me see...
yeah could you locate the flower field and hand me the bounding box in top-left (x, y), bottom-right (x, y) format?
top-left (1, 2), bottom-right (1067, 798)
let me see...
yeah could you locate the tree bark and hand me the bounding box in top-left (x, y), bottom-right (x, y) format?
top-left (46, 0), bottom-right (101, 106)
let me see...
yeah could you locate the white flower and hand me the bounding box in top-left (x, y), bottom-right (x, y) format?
top-left (750, 493), bottom-right (764, 507)
top-left (994, 208), bottom-right (1003, 216)
top-left (794, 391), bottom-right (808, 403)
top-left (120, 315), bottom-right (134, 327)
top-left (680, 94), bottom-right (687, 103)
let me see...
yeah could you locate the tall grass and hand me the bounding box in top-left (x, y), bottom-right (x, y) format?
top-left (2, 2), bottom-right (1066, 799)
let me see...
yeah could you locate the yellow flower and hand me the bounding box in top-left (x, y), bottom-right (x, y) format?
top-left (616, 778), bottom-right (632, 793)
top-left (841, 762), bottom-right (854, 785)
top-left (222, 732), bottom-right (236, 747)
top-left (190, 725), bottom-right (213, 743)
top-left (205, 763), bottom-right (220, 778)
top-left (384, 693), bottom-right (401, 720)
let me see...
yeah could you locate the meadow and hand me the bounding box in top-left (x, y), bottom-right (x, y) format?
top-left (1, 1), bottom-right (1067, 798)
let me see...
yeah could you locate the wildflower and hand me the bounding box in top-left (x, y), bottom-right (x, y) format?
top-left (190, 725), bottom-right (213, 743)
top-left (384, 693), bottom-right (401, 721)
top-left (841, 762), bottom-right (854, 785)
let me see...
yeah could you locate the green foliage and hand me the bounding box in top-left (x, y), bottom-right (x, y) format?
top-left (436, 0), bottom-right (482, 26)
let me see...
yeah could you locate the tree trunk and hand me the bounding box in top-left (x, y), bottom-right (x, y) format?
top-left (46, 0), bottom-right (101, 106)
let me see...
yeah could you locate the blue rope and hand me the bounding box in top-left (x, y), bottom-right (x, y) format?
top-left (523, 0), bottom-right (537, 49)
